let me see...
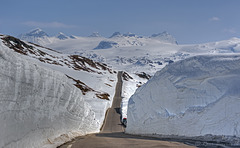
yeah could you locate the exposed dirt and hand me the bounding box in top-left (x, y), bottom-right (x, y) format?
top-left (66, 75), bottom-right (94, 95)
top-left (66, 75), bottom-right (111, 100)
top-left (2, 36), bottom-right (34, 55)
top-left (104, 83), bottom-right (112, 87)
top-left (2, 36), bottom-right (115, 101)
top-left (135, 72), bottom-right (151, 80)
top-left (1, 35), bottom-right (114, 75)
top-left (29, 42), bottom-right (61, 53)
top-left (96, 93), bottom-right (110, 100)
top-left (122, 71), bottom-right (133, 81)
top-left (69, 55), bottom-right (114, 74)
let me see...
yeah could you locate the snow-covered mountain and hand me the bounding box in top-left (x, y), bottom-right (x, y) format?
top-left (56, 32), bottom-right (69, 40)
top-left (18, 30), bottom-right (240, 111)
top-left (109, 32), bottom-right (122, 38)
top-left (18, 29), bottom-right (77, 45)
top-left (18, 28), bottom-right (240, 97)
top-left (151, 31), bottom-right (178, 44)
top-left (95, 33), bottom-right (145, 49)
top-left (0, 34), bottom-right (117, 148)
top-left (20, 28), bottom-right (49, 38)
top-left (123, 32), bottom-right (139, 38)
top-left (69, 35), bottom-right (77, 39)
top-left (88, 32), bottom-right (101, 37)
top-left (18, 29), bottom-right (178, 52)
top-left (94, 31), bottom-right (177, 50)
top-left (94, 40), bottom-right (119, 49)
top-left (126, 54), bottom-right (240, 146)
top-left (18, 28), bottom-right (51, 45)
top-left (17, 29), bottom-right (180, 76)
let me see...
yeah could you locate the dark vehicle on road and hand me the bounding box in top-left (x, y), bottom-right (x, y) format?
top-left (122, 118), bottom-right (127, 127)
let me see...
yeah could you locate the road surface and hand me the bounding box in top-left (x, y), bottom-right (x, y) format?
top-left (59, 71), bottom-right (195, 148)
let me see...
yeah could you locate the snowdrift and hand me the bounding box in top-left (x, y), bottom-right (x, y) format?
top-left (0, 41), bottom-right (99, 148)
top-left (126, 55), bottom-right (240, 139)
top-left (0, 35), bottom-right (117, 148)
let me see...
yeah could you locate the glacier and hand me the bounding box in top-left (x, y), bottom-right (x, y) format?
top-left (126, 55), bottom-right (240, 145)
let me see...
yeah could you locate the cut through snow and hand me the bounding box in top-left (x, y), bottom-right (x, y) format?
top-left (126, 55), bottom-right (240, 146)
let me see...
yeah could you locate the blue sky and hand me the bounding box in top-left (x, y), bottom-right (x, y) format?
top-left (1, 0), bottom-right (240, 44)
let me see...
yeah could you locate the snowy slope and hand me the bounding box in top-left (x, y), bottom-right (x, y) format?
top-left (43, 35), bottom-right (181, 75)
top-left (0, 35), bottom-right (117, 148)
top-left (37, 30), bottom-right (240, 77)
top-left (126, 55), bottom-right (240, 144)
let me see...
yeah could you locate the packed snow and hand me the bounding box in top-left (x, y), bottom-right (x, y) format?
top-left (0, 35), bottom-right (117, 148)
top-left (126, 55), bottom-right (240, 145)
top-left (121, 74), bottom-right (148, 120)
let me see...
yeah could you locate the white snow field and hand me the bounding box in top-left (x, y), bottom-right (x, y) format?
top-left (126, 55), bottom-right (240, 145)
top-left (19, 29), bottom-right (240, 77)
top-left (120, 73), bottom-right (149, 120)
top-left (18, 29), bottom-right (179, 74)
top-left (0, 35), bottom-right (117, 148)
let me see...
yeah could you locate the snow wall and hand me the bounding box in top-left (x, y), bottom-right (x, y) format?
top-left (126, 55), bottom-right (240, 137)
top-left (0, 42), bottom-right (98, 147)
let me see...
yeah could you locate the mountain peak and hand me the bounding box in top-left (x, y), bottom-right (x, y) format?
top-left (123, 32), bottom-right (137, 37)
top-left (151, 31), bottom-right (178, 44)
top-left (30, 28), bottom-right (42, 33)
top-left (57, 32), bottom-right (68, 40)
top-left (89, 32), bottom-right (101, 37)
top-left (26, 28), bottom-right (49, 37)
top-left (18, 28), bottom-right (50, 44)
top-left (69, 35), bottom-right (77, 39)
top-left (109, 32), bottom-right (122, 38)
top-left (58, 32), bottom-right (64, 35)
top-left (151, 31), bottom-right (170, 37)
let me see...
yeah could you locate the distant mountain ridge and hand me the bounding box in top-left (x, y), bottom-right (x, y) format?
top-left (94, 31), bottom-right (177, 49)
top-left (18, 28), bottom-right (178, 47)
top-left (17, 28), bottom-right (240, 78)
top-left (18, 28), bottom-right (77, 45)
top-left (89, 32), bottom-right (101, 37)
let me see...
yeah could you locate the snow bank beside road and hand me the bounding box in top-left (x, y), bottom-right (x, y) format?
top-left (120, 72), bottom-right (148, 122)
top-left (121, 77), bottom-right (137, 120)
top-left (126, 55), bottom-right (240, 141)
top-left (0, 42), bottom-right (98, 148)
